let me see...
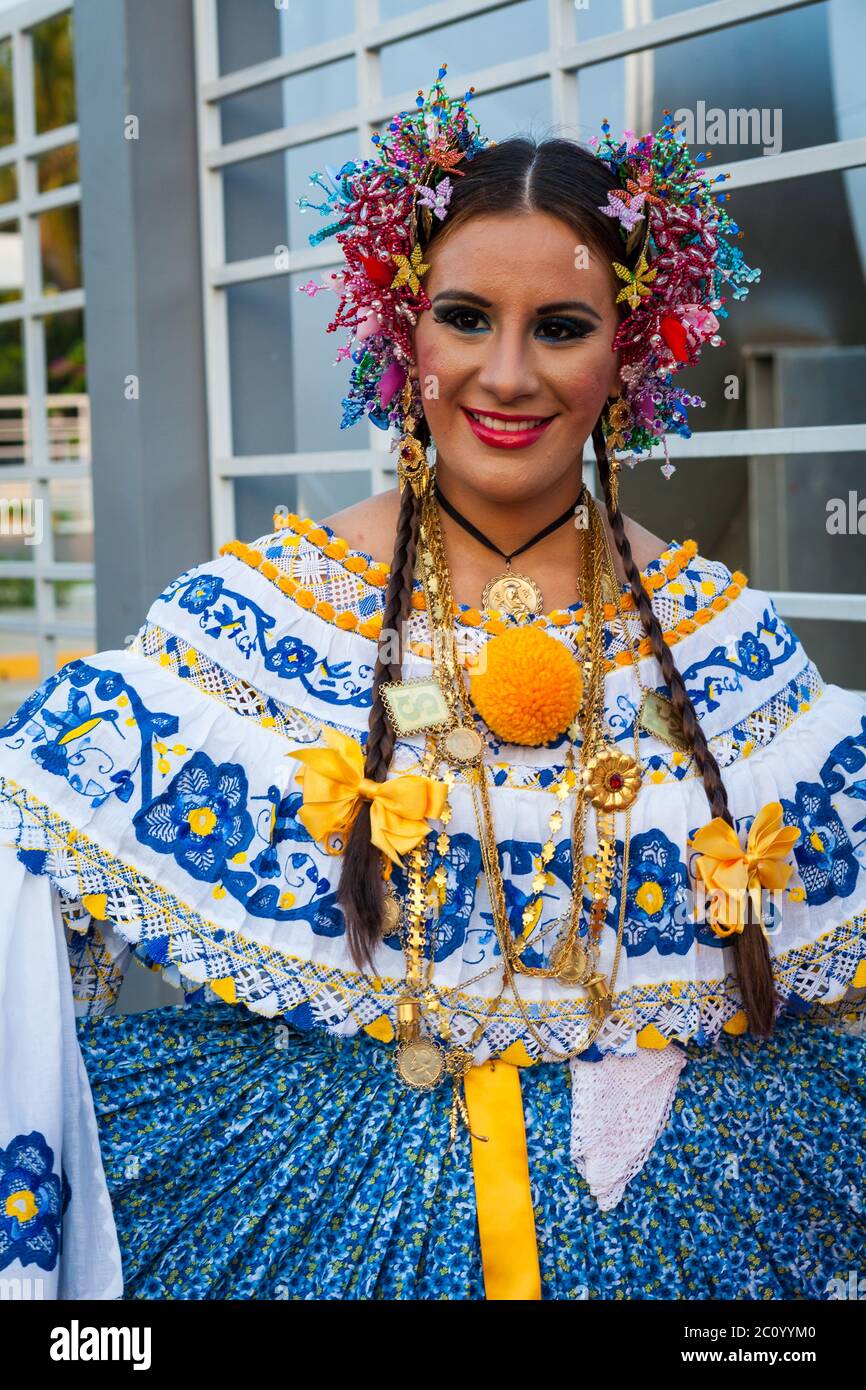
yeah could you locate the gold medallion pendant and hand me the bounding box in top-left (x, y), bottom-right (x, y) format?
top-left (480, 570), bottom-right (543, 619)
top-left (549, 933), bottom-right (589, 985)
top-left (440, 723), bottom-right (483, 765)
top-left (583, 744), bottom-right (642, 811)
top-left (395, 1036), bottom-right (446, 1089)
top-left (380, 892), bottom-right (401, 937)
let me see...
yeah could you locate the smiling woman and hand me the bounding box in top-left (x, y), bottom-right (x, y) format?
top-left (2, 66), bottom-right (865, 1303)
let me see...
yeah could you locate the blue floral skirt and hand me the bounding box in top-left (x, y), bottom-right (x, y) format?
top-left (74, 996), bottom-right (866, 1300)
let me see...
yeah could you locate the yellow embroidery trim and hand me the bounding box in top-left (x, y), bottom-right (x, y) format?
top-left (220, 534), bottom-right (747, 671)
top-left (269, 512), bottom-right (702, 623)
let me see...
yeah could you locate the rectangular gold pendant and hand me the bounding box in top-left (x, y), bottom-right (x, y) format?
top-left (379, 678), bottom-right (452, 735)
top-left (638, 688), bottom-right (690, 751)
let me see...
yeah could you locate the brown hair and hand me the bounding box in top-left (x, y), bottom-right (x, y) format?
top-left (336, 136), bottom-right (778, 1035)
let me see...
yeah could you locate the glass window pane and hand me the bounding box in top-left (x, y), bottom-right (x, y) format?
top-left (0, 625), bottom-right (38, 726)
top-left (748, 450), bottom-right (865, 595)
top-left (234, 469), bottom-right (371, 542)
top-left (574, 0), bottom-right (741, 41)
top-left (218, 0), bottom-right (354, 77)
top-left (0, 480), bottom-right (38, 560)
top-left (53, 576), bottom-right (94, 623)
top-left (576, 2), bottom-right (861, 158)
top-left (380, 0), bottom-right (549, 98)
top-left (0, 216), bottom-right (21, 303)
top-left (223, 150), bottom-right (287, 265)
top-left (378, 0), bottom-right (427, 21)
top-left (36, 141), bottom-right (78, 193)
top-left (781, 617), bottom-right (865, 694)
top-left (227, 272), bottom-right (365, 456)
top-left (0, 161), bottom-right (16, 203)
top-left (0, 37), bottom-right (13, 149)
top-left (50, 475), bottom-right (92, 563)
top-left (276, 0), bottom-right (355, 49)
top-left (33, 11), bottom-right (76, 134)
top-left (45, 307), bottom-right (86, 402)
top-left (0, 405), bottom-right (28, 470)
top-left (462, 78), bottom-right (552, 142)
top-left (48, 395), bottom-right (90, 466)
top-left (39, 203), bottom-right (81, 294)
top-left (224, 131), bottom-right (361, 265)
top-left (219, 58), bottom-right (356, 145)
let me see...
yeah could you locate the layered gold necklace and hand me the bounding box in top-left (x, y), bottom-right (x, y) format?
top-left (380, 462), bottom-right (647, 1136)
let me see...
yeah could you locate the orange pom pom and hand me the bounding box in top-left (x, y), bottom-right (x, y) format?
top-left (469, 627), bottom-right (582, 746)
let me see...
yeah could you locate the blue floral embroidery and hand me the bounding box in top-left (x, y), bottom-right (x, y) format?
top-left (268, 634), bottom-right (318, 679)
top-left (616, 828), bottom-right (693, 957)
top-left (678, 606), bottom-right (799, 718)
top-left (0, 660), bottom-right (178, 809)
top-left (818, 715), bottom-right (866, 834)
top-left (179, 574), bottom-right (224, 613)
top-left (780, 783), bottom-right (860, 906)
top-left (0, 1130), bottom-right (70, 1273)
top-left (736, 629), bottom-right (773, 681)
top-left (134, 751), bottom-right (255, 881)
top-left (159, 570), bottom-right (374, 710)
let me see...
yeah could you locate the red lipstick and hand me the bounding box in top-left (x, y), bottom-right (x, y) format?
top-left (461, 406), bottom-right (555, 450)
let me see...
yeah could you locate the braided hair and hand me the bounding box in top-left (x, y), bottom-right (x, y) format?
top-left (335, 136), bottom-right (779, 1034)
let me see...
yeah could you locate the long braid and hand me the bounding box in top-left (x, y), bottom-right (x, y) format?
top-left (592, 421), bottom-right (779, 1037)
top-left (338, 477), bottom-right (423, 974)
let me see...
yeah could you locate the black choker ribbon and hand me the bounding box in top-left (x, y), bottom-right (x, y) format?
top-left (433, 477), bottom-right (585, 563)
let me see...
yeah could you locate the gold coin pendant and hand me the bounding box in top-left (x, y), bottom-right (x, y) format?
top-left (395, 1037), bottom-right (446, 1089)
top-left (481, 571), bottom-right (543, 619)
top-left (550, 935), bottom-right (589, 985)
top-left (442, 725), bottom-right (483, 765)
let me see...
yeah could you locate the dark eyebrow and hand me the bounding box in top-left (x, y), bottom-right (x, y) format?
top-left (431, 289), bottom-right (602, 321)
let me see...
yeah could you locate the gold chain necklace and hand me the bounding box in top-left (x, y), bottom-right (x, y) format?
top-left (384, 467), bottom-right (644, 1132)
top-left (421, 484), bottom-right (635, 1028)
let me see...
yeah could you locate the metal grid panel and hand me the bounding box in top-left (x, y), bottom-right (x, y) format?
top-left (0, 1), bottom-right (89, 683)
top-left (192, 0), bottom-right (864, 640)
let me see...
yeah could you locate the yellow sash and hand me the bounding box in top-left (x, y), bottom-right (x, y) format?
top-left (463, 1059), bottom-right (542, 1300)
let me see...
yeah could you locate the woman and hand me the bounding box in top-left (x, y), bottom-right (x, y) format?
top-left (1, 70), bottom-right (864, 1302)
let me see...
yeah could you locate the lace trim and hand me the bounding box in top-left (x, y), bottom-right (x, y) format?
top-left (569, 1044), bottom-right (688, 1209)
top-left (218, 532), bottom-right (748, 669)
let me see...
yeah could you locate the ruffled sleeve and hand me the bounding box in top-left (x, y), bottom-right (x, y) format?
top-left (0, 842), bottom-right (123, 1297)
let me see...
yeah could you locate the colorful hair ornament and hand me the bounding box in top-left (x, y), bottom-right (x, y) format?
top-left (590, 110), bottom-right (761, 474)
top-left (296, 65), bottom-right (492, 437)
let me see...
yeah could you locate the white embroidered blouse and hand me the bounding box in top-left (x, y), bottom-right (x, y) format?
top-left (2, 512), bottom-right (865, 1288)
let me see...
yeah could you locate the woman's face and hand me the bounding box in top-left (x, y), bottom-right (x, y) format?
top-left (410, 209), bottom-right (622, 504)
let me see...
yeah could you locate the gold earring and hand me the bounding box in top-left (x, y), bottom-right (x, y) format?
top-left (604, 394), bottom-right (632, 512)
top-left (396, 376), bottom-right (430, 501)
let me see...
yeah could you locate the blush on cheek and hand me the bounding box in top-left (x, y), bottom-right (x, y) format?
top-left (564, 361), bottom-right (617, 417)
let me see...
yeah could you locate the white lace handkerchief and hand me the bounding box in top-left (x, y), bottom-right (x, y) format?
top-left (568, 1045), bottom-right (689, 1211)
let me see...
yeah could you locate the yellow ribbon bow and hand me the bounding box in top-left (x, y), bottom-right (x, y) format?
top-left (287, 723), bottom-right (447, 869)
top-left (688, 799), bottom-right (801, 938)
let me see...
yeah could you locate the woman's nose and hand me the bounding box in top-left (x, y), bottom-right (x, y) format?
top-left (474, 325), bottom-right (541, 402)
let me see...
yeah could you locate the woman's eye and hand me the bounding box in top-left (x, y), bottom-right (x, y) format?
top-left (434, 308), bottom-right (488, 333)
top-left (536, 318), bottom-right (593, 342)
top-left (434, 308), bottom-right (593, 341)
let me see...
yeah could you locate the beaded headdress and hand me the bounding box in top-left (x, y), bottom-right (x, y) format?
top-left (297, 67), bottom-right (760, 480)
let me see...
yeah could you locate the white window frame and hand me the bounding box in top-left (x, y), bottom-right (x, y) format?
top-left (0, 0), bottom-right (88, 683)
top-left (192, 0), bottom-right (866, 663)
